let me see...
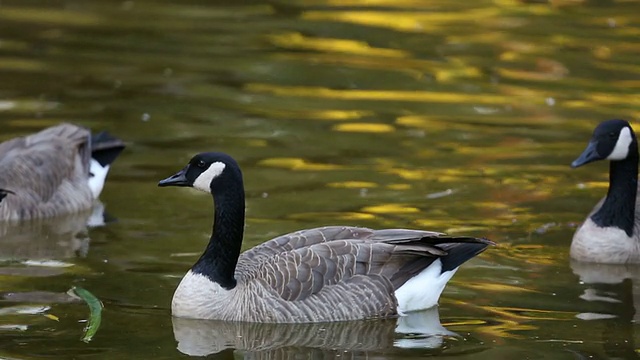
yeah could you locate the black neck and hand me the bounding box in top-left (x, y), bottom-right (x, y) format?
top-left (191, 178), bottom-right (245, 290)
top-left (591, 147), bottom-right (638, 236)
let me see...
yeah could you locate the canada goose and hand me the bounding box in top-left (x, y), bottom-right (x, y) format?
top-left (571, 119), bottom-right (640, 263)
top-left (0, 123), bottom-right (125, 221)
top-left (158, 151), bottom-right (493, 323)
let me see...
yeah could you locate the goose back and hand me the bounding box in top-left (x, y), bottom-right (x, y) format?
top-left (172, 226), bottom-right (490, 322)
top-left (0, 123), bottom-right (93, 220)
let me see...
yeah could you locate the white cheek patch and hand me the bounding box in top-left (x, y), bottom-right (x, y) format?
top-left (607, 127), bottom-right (633, 160)
top-left (192, 162), bottom-right (226, 193)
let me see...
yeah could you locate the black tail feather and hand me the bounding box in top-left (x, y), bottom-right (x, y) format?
top-left (440, 242), bottom-right (491, 272)
top-left (0, 189), bottom-right (14, 202)
top-left (419, 235), bottom-right (495, 246)
top-left (390, 236), bottom-right (494, 287)
top-left (91, 131), bottom-right (125, 167)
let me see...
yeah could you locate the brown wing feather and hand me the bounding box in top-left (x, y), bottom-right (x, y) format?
top-left (237, 226), bottom-right (445, 267)
top-left (234, 226), bottom-right (492, 321)
top-left (0, 123), bottom-right (93, 220)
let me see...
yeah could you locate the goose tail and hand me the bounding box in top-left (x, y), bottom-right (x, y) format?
top-left (88, 131), bottom-right (126, 199)
top-left (438, 238), bottom-right (493, 272)
top-left (395, 237), bottom-right (493, 314)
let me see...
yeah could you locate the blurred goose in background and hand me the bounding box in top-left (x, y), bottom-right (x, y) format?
top-left (0, 123), bottom-right (125, 221)
top-left (571, 119), bottom-right (640, 264)
top-left (158, 151), bottom-right (493, 323)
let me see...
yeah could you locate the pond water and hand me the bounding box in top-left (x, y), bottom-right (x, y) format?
top-left (1, 0), bottom-right (639, 358)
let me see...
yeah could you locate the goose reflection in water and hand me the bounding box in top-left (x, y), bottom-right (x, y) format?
top-left (570, 260), bottom-right (640, 359)
top-left (0, 200), bottom-right (112, 262)
top-left (0, 201), bottom-right (113, 303)
top-left (172, 306), bottom-right (459, 357)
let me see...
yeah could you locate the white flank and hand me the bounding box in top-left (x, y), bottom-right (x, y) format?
top-left (607, 126), bottom-right (633, 160)
top-left (88, 159), bottom-right (110, 199)
top-left (172, 270), bottom-right (231, 319)
top-left (394, 259), bottom-right (458, 315)
top-left (192, 162), bottom-right (226, 193)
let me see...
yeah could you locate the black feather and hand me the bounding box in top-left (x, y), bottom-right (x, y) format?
top-left (91, 131), bottom-right (126, 167)
top-left (440, 242), bottom-right (490, 272)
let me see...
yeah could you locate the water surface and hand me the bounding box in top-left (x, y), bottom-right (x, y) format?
top-left (1, 0), bottom-right (640, 358)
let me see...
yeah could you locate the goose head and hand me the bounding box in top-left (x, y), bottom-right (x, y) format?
top-left (158, 152), bottom-right (242, 193)
top-left (572, 119), bottom-right (637, 168)
top-left (158, 152), bottom-right (245, 291)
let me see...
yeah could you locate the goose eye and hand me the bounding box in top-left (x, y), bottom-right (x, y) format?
top-left (609, 132), bottom-right (617, 139)
top-left (197, 160), bottom-right (206, 168)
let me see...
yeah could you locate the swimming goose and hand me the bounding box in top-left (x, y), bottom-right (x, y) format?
top-left (158, 151), bottom-right (493, 323)
top-left (0, 123), bottom-right (125, 221)
top-left (571, 119), bottom-right (640, 263)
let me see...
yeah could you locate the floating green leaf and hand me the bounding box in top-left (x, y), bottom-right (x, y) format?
top-left (69, 286), bottom-right (103, 343)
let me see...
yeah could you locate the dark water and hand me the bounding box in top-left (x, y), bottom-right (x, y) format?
top-left (1, 0), bottom-right (640, 358)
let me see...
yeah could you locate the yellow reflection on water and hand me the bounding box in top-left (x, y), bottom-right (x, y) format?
top-left (267, 32), bottom-right (409, 58)
top-left (302, 8), bottom-right (501, 33)
top-left (481, 306), bottom-right (575, 322)
top-left (386, 183), bottom-right (411, 190)
top-left (475, 202), bottom-right (511, 211)
top-left (327, 181), bottom-right (378, 188)
top-left (434, 64), bottom-right (484, 82)
top-left (576, 181), bottom-right (610, 189)
top-left (384, 167), bottom-right (427, 181)
top-left (258, 157), bottom-right (343, 171)
top-left (250, 108), bottom-right (374, 121)
top-left (246, 84), bottom-right (515, 105)
top-left (467, 305), bottom-right (575, 339)
top-left (465, 283), bottom-right (538, 293)
top-left (362, 204), bottom-right (420, 214)
top-left (332, 123), bottom-right (395, 133)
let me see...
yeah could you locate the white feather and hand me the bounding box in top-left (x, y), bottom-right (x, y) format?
top-left (607, 126), bottom-right (633, 160)
top-left (571, 218), bottom-right (639, 263)
top-left (172, 270), bottom-right (234, 319)
top-left (394, 259), bottom-right (458, 314)
top-left (193, 162), bottom-right (226, 193)
top-left (88, 159), bottom-right (110, 199)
